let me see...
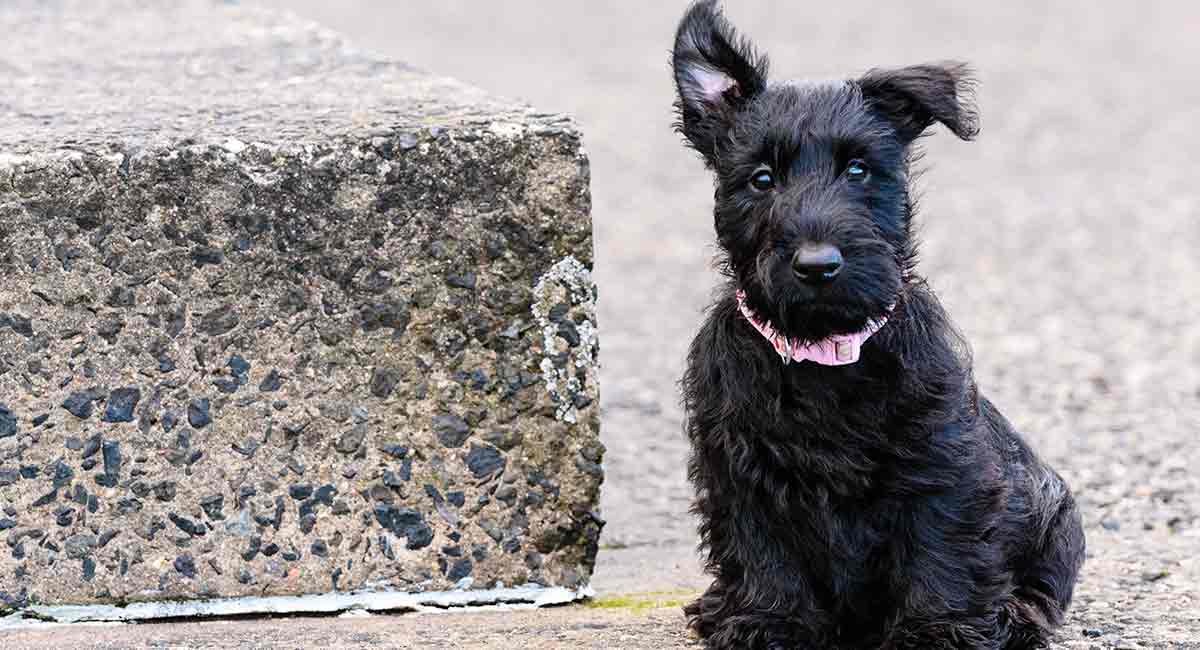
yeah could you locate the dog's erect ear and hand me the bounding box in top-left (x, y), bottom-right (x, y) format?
top-left (858, 62), bottom-right (979, 144)
top-left (672, 1), bottom-right (769, 162)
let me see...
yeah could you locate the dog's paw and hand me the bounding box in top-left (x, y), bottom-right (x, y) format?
top-left (765, 638), bottom-right (811, 650)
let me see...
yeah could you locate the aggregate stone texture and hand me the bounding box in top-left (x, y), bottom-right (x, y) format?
top-left (0, 0), bottom-right (602, 610)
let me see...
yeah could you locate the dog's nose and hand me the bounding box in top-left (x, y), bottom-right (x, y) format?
top-left (792, 243), bottom-right (843, 285)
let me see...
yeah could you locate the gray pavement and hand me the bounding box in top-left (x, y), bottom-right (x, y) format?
top-left (21, 1), bottom-right (1196, 647)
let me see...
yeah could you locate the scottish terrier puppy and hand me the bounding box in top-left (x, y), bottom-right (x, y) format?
top-left (672, 3), bottom-right (1085, 648)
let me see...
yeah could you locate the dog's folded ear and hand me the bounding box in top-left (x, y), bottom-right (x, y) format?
top-left (858, 63), bottom-right (980, 144)
top-left (672, 0), bottom-right (769, 163)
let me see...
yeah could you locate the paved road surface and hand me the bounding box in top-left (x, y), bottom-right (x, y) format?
top-left (170, 2), bottom-right (1193, 647)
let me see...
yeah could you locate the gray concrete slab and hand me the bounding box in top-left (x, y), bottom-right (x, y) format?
top-left (0, 0), bottom-right (524, 151)
top-left (0, 0), bottom-right (601, 614)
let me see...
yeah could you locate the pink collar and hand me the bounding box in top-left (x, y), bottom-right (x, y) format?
top-left (735, 290), bottom-right (890, 366)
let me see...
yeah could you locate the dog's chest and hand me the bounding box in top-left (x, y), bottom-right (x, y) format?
top-left (759, 409), bottom-right (917, 611)
top-left (782, 485), bottom-right (912, 628)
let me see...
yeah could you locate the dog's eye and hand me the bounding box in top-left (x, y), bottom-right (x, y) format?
top-left (749, 168), bottom-right (775, 192)
top-left (845, 159), bottom-right (869, 181)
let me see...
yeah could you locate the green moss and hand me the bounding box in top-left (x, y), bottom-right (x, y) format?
top-left (584, 590), bottom-right (697, 615)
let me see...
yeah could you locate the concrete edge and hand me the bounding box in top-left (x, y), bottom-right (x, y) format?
top-left (0, 584), bottom-right (594, 626)
top-left (0, 114), bottom-right (584, 168)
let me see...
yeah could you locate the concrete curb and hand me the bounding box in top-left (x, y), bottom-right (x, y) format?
top-left (0, 0), bottom-right (600, 614)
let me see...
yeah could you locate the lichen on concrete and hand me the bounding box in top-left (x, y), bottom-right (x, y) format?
top-left (531, 256), bottom-right (599, 424)
top-left (0, 0), bottom-right (602, 615)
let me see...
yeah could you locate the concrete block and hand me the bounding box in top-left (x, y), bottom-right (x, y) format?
top-left (0, 0), bottom-right (601, 615)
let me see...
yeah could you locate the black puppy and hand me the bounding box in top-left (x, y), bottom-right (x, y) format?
top-left (672, 3), bottom-right (1085, 648)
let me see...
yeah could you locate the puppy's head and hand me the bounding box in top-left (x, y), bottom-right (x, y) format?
top-left (672, 1), bottom-right (978, 342)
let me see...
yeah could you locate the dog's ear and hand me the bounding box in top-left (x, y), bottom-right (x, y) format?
top-left (858, 62), bottom-right (979, 144)
top-left (672, 1), bottom-right (769, 163)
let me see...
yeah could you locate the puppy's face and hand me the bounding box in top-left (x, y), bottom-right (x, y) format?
top-left (672, 1), bottom-right (978, 342)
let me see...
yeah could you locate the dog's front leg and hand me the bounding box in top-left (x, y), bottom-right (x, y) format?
top-left (696, 579), bottom-right (826, 650)
top-left (688, 486), bottom-right (831, 649)
top-left (882, 614), bottom-right (1003, 650)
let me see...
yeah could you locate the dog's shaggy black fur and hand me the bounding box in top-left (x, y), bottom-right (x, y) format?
top-left (672, 3), bottom-right (1085, 648)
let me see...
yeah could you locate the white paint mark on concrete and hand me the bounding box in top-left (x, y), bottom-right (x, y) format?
top-left (0, 583), bottom-right (593, 627)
